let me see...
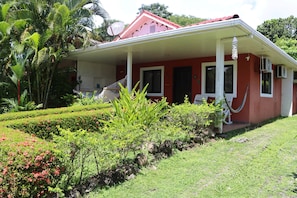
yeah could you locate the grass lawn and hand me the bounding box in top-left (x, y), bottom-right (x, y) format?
top-left (88, 116), bottom-right (297, 198)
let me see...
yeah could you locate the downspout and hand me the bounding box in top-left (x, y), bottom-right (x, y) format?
top-left (127, 51), bottom-right (133, 92)
top-left (215, 39), bottom-right (225, 133)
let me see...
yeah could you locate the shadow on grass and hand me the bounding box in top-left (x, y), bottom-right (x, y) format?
top-left (291, 172), bottom-right (297, 194)
top-left (217, 116), bottom-right (285, 140)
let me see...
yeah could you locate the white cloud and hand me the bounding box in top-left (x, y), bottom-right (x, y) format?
top-left (98, 0), bottom-right (297, 29)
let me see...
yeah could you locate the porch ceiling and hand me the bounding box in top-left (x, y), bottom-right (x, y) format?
top-left (68, 19), bottom-right (297, 69)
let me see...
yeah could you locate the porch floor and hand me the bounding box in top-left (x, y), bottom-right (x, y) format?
top-left (223, 122), bottom-right (251, 133)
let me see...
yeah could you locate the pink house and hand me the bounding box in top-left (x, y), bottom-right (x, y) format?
top-left (69, 10), bottom-right (297, 130)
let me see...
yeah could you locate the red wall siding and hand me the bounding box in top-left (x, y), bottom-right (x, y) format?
top-left (116, 53), bottom-right (283, 124)
top-left (231, 54), bottom-right (251, 123)
top-left (246, 55), bottom-right (282, 123)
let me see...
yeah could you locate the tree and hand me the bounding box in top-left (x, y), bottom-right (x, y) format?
top-left (275, 37), bottom-right (297, 60)
top-left (94, 19), bottom-right (123, 42)
top-left (0, 0), bottom-right (109, 109)
top-left (257, 16), bottom-right (297, 60)
top-left (169, 14), bottom-right (205, 26)
top-left (137, 3), bottom-right (172, 19)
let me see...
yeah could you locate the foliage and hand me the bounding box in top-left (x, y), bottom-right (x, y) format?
top-left (47, 64), bottom-right (78, 108)
top-left (169, 14), bottom-right (205, 26)
top-left (0, 136), bottom-right (64, 198)
top-left (0, 88), bottom-right (221, 196)
top-left (257, 15), bottom-right (297, 43)
top-left (52, 128), bottom-right (109, 193)
top-left (137, 3), bottom-right (172, 19)
top-left (275, 37), bottom-right (297, 59)
top-left (0, 0), bottom-right (110, 109)
top-left (0, 103), bottom-right (111, 122)
top-left (102, 84), bottom-right (168, 158)
top-left (8, 111), bottom-right (109, 140)
top-left (2, 90), bottom-right (43, 112)
top-left (257, 15), bottom-right (297, 59)
top-left (90, 116), bottom-right (297, 198)
top-left (168, 97), bottom-right (220, 133)
top-left (72, 91), bottom-right (104, 106)
top-left (94, 19), bottom-right (123, 42)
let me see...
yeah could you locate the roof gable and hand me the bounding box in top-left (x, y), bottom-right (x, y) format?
top-left (116, 10), bottom-right (181, 40)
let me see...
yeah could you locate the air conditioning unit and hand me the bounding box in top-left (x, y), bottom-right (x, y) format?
top-left (276, 65), bottom-right (287, 78)
top-left (260, 57), bottom-right (272, 72)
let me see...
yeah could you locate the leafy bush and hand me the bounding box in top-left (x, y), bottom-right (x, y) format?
top-left (2, 90), bottom-right (43, 113)
top-left (0, 136), bottom-right (64, 198)
top-left (102, 83), bottom-right (168, 158)
top-left (52, 128), bottom-right (121, 195)
top-left (167, 97), bottom-right (221, 139)
top-left (72, 91), bottom-right (103, 106)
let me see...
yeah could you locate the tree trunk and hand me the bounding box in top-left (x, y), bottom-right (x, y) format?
top-left (17, 80), bottom-right (20, 105)
top-left (43, 62), bottom-right (58, 108)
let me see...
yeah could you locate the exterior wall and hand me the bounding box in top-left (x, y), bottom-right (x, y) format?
top-left (247, 55), bottom-right (282, 123)
top-left (116, 53), bottom-right (283, 124)
top-left (77, 61), bottom-right (116, 91)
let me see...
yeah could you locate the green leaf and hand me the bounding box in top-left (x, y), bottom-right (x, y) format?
top-left (0, 21), bottom-right (11, 36)
top-left (29, 32), bottom-right (41, 49)
top-left (37, 47), bottom-right (49, 66)
top-left (1, 2), bottom-right (14, 20)
top-left (13, 19), bottom-right (27, 30)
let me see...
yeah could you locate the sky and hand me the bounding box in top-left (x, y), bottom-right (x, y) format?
top-left (97, 0), bottom-right (297, 29)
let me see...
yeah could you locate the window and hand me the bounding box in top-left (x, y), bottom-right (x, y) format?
top-left (202, 61), bottom-right (237, 97)
top-left (260, 71), bottom-right (273, 97)
top-left (140, 66), bottom-right (164, 96)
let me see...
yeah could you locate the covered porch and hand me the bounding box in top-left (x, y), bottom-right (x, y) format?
top-left (68, 18), bottom-right (297, 131)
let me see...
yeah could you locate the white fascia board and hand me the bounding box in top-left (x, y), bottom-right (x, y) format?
top-left (237, 20), bottom-right (297, 68)
top-left (69, 19), bottom-right (297, 69)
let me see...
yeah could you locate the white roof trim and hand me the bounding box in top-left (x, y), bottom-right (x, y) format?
top-left (70, 18), bottom-right (297, 68)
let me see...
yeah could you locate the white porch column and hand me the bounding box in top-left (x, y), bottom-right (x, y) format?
top-left (127, 51), bottom-right (133, 92)
top-left (215, 39), bottom-right (225, 133)
top-left (281, 68), bottom-right (293, 117)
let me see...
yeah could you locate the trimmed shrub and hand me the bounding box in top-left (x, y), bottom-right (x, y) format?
top-left (0, 136), bottom-right (64, 198)
top-left (7, 110), bottom-right (110, 139)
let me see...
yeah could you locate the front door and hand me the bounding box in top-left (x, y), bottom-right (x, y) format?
top-left (173, 66), bottom-right (192, 104)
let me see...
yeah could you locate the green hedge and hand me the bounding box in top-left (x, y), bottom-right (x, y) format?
top-left (0, 104), bottom-right (112, 197)
top-left (7, 109), bottom-right (110, 140)
top-left (0, 103), bottom-right (111, 122)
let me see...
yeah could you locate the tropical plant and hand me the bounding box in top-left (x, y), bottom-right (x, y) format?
top-left (102, 83), bottom-right (168, 158)
top-left (2, 90), bottom-right (42, 112)
top-left (0, 0), bottom-right (110, 109)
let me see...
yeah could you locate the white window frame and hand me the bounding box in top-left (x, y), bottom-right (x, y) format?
top-left (140, 66), bottom-right (164, 97)
top-left (260, 70), bottom-right (273, 98)
top-left (201, 60), bottom-right (237, 98)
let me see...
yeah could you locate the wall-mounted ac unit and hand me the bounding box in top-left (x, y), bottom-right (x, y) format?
top-left (276, 65), bottom-right (287, 78)
top-left (260, 57), bottom-right (272, 72)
